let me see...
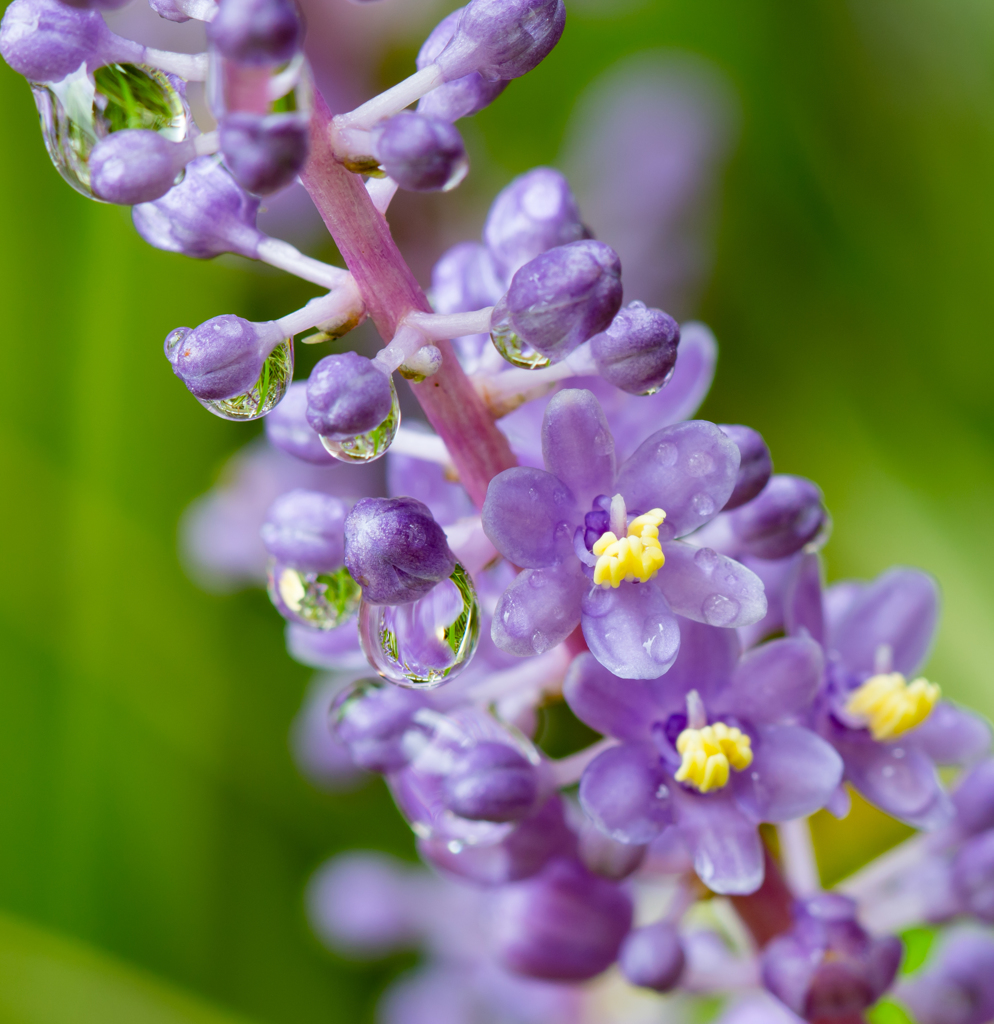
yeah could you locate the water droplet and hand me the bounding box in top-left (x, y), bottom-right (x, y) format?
top-left (691, 492), bottom-right (716, 517)
top-left (441, 152), bottom-right (470, 192)
top-left (357, 563), bottom-right (480, 689)
top-left (165, 326), bottom-right (190, 354)
top-left (702, 593), bottom-right (740, 627)
top-left (654, 441), bottom-right (678, 467)
top-left (686, 451), bottom-right (715, 477)
top-left (490, 316), bottom-right (550, 370)
top-left (693, 547), bottom-right (719, 572)
top-left (200, 338), bottom-right (293, 421)
top-left (320, 376), bottom-right (400, 463)
top-left (267, 563), bottom-right (361, 629)
top-left (33, 63), bottom-right (189, 200)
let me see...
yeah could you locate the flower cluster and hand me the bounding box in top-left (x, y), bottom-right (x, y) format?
top-left (7, 0), bottom-right (994, 1020)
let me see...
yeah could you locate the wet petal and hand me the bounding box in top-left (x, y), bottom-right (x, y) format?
top-left (579, 743), bottom-right (673, 844)
top-left (563, 652), bottom-right (661, 740)
top-left (616, 420), bottom-right (740, 539)
top-left (732, 725), bottom-right (842, 822)
top-left (783, 552), bottom-right (825, 645)
top-left (725, 636), bottom-right (824, 724)
top-left (541, 389), bottom-right (616, 511)
top-left (650, 617), bottom-right (740, 711)
top-left (581, 579), bottom-right (681, 680)
top-left (909, 701), bottom-right (991, 767)
top-left (656, 542), bottom-right (767, 628)
top-left (491, 561), bottom-right (586, 657)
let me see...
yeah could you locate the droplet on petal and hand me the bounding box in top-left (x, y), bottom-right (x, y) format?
top-left (320, 377), bottom-right (400, 463)
top-left (702, 593), bottom-right (740, 627)
top-left (199, 337), bottom-right (293, 420)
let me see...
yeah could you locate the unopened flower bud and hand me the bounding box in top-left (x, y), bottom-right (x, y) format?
top-left (264, 381), bottom-right (333, 464)
top-left (953, 760), bottom-right (994, 837)
top-left (133, 156), bottom-right (264, 260)
top-left (619, 922), bottom-right (685, 993)
top-left (57, 0), bottom-right (131, 12)
top-left (305, 352), bottom-right (393, 440)
top-left (720, 425), bottom-right (773, 510)
top-left (431, 241), bottom-right (505, 315)
top-left (494, 239), bottom-right (622, 362)
top-left (165, 314), bottom-right (277, 400)
top-left (590, 301), bottom-right (679, 395)
top-left (261, 490), bottom-right (347, 572)
top-left (344, 497), bottom-right (456, 605)
top-left (373, 112), bottom-right (467, 192)
top-left (484, 167), bottom-right (587, 277)
top-left (332, 679), bottom-right (430, 774)
top-left (208, 0), bottom-right (302, 64)
top-left (220, 112), bottom-right (309, 195)
top-left (442, 742), bottom-right (540, 822)
top-left (89, 129), bottom-right (195, 205)
top-left (434, 0), bottom-right (565, 83)
top-left (492, 857), bottom-right (632, 980)
top-left (727, 474), bottom-right (826, 559)
top-left (901, 930), bottom-right (994, 1024)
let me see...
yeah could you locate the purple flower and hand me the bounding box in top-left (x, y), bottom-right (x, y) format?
top-left (566, 619), bottom-right (841, 893)
top-left (373, 111), bottom-right (467, 192)
top-left (900, 928), bottom-right (994, 1024)
top-left (208, 0), bottom-right (302, 65)
top-left (219, 112), bottom-right (309, 196)
top-left (483, 388), bottom-right (766, 677)
top-left (332, 678), bottom-right (432, 774)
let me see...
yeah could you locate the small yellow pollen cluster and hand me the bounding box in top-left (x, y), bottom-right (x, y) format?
top-left (674, 722), bottom-right (753, 794)
top-left (845, 672), bottom-right (941, 741)
top-left (592, 509), bottom-right (666, 588)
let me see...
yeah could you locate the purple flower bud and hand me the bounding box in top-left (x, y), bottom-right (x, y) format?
top-left (133, 156), bottom-right (263, 260)
top-left (332, 679), bottom-right (430, 774)
top-left (727, 475), bottom-right (826, 560)
top-left (88, 129), bottom-right (194, 205)
top-left (495, 240), bottom-right (623, 362)
top-left (208, 0), bottom-right (302, 65)
top-left (953, 761), bottom-right (994, 837)
top-left (416, 8), bottom-right (507, 121)
top-left (58, 0), bottom-right (131, 12)
top-left (344, 497), bottom-right (457, 605)
top-left (492, 857), bottom-right (632, 981)
top-left (589, 301), bottom-right (679, 396)
top-left (260, 490), bottom-right (347, 571)
top-left (901, 930), bottom-right (994, 1024)
top-left (442, 742), bottom-right (540, 822)
top-left (434, 0), bottom-right (565, 83)
top-left (305, 352), bottom-right (393, 441)
top-left (220, 112), bottom-right (309, 195)
top-left (953, 831), bottom-right (994, 922)
top-left (720, 425), bottom-right (773, 510)
top-left (373, 112), bottom-right (467, 192)
top-left (577, 822), bottom-right (646, 880)
top-left (484, 167), bottom-right (588, 277)
top-left (147, 0), bottom-right (214, 23)
top-left (619, 922), bottom-right (685, 993)
top-left (165, 314), bottom-right (275, 400)
top-left (264, 381), bottom-right (333, 464)
top-left (431, 241), bottom-right (505, 315)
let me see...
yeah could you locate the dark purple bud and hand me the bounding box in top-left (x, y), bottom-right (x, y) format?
top-left (260, 490), bottom-right (346, 572)
top-left (953, 761), bottom-right (994, 837)
top-left (57, 0), bottom-right (131, 11)
top-left (416, 7), bottom-right (507, 121)
top-left (431, 241), bottom-right (505, 315)
top-left (264, 381), bottom-right (333, 464)
top-left (165, 314), bottom-right (276, 400)
top-left (727, 475), bottom-right (827, 560)
top-left (133, 156), bottom-right (263, 259)
top-left (208, 0), bottom-right (302, 64)
top-left (89, 129), bottom-right (194, 205)
top-left (590, 301), bottom-right (679, 396)
top-left (1, 0), bottom-right (136, 82)
top-left (434, 0), bottom-right (565, 83)
top-left (220, 112), bottom-right (309, 195)
top-left (720, 425), bottom-right (773, 510)
top-left (619, 922), bottom-right (685, 993)
top-left (332, 679), bottom-right (430, 774)
top-left (484, 167), bottom-right (588, 277)
top-left (344, 497), bottom-right (456, 605)
top-left (496, 239), bottom-right (623, 362)
top-left (442, 742), bottom-right (540, 822)
top-left (373, 112), bottom-right (467, 192)
top-left (953, 831), bottom-right (994, 922)
top-left (492, 857), bottom-right (632, 981)
top-left (305, 352), bottom-right (393, 441)
top-left (902, 930), bottom-right (994, 1024)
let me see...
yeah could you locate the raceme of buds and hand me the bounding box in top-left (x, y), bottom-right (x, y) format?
top-left (720, 425), bottom-right (774, 510)
top-left (88, 130), bottom-right (197, 205)
top-left (344, 497), bottom-right (457, 605)
top-left (618, 922), bottom-right (686, 993)
top-left (264, 382), bottom-right (333, 464)
top-left (208, 0), bottom-right (302, 65)
top-left (442, 741), bottom-right (541, 822)
top-left (305, 353), bottom-right (393, 440)
top-left (589, 300), bottom-right (680, 396)
top-left (261, 490), bottom-right (347, 571)
top-left (372, 112), bottom-right (468, 192)
top-left (332, 680), bottom-right (431, 774)
top-left (727, 474), bottom-right (827, 559)
top-left (219, 112), bottom-right (309, 195)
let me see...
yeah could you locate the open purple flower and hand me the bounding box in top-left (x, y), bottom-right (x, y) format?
top-left (565, 620), bottom-right (842, 894)
top-left (482, 388), bottom-right (767, 677)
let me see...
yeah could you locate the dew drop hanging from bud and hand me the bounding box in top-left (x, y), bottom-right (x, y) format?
top-left (267, 562), bottom-right (362, 630)
top-left (320, 376), bottom-right (400, 464)
top-left (489, 310), bottom-right (550, 370)
top-left (357, 563), bottom-right (480, 688)
top-left (32, 63), bottom-right (189, 199)
top-left (198, 338), bottom-right (293, 421)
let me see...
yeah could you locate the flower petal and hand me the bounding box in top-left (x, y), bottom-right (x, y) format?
top-left (656, 542), bottom-right (767, 628)
top-left (491, 561), bottom-right (586, 657)
top-left (563, 652), bottom-right (661, 740)
top-left (908, 701), bottom-right (991, 767)
top-left (725, 636), bottom-right (824, 724)
top-left (541, 389), bottom-right (617, 511)
top-left (783, 552), bottom-right (825, 645)
top-left (579, 744), bottom-right (673, 844)
top-left (616, 420), bottom-right (740, 539)
top-left (581, 580), bottom-right (681, 680)
top-left (651, 617), bottom-right (740, 711)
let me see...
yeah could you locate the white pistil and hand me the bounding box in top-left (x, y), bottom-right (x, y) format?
top-left (405, 308), bottom-right (495, 341)
top-left (335, 64), bottom-right (446, 131)
top-left (777, 818), bottom-right (821, 897)
top-left (609, 493), bottom-right (627, 539)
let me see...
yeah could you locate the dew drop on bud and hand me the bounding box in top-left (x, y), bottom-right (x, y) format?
top-left (489, 313), bottom-right (550, 370)
top-left (357, 563), bottom-right (480, 688)
top-left (199, 338), bottom-right (293, 421)
top-left (320, 376), bottom-right (401, 464)
top-left (267, 562), bottom-right (362, 630)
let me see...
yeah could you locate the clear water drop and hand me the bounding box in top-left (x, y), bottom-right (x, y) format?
top-left (702, 593), bottom-right (740, 627)
top-left (489, 311), bottom-right (550, 370)
top-left (267, 562), bottom-right (362, 630)
top-left (33, 63), bottom-right (189, 200)
top-left (441, 153), bottom-right (469, 192)
top-left (691, 492), bottom-right (716, 517)
top-left (320, 376), bottom-right (400, 464)
top-left (357, 563), bottom-right (481, 689)
top-left (199, 338), bottom-right (293, 421)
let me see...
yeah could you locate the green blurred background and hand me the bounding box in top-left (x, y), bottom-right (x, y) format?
top-left (2, 0), bottom-right (993, 1020)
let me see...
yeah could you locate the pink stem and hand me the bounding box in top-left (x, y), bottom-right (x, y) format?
top-left (222, 61), bottom-right (272, 114)
top-left (299, 92), bottom-right (516, 507)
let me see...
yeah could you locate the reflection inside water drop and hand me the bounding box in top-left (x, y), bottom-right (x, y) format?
top-left (320, 377), bottom-right (400, 464)
top-left (199, 338), bottom-right (293, 421)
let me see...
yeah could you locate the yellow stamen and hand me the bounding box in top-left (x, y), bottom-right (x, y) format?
top-left (592, 508), bottom-right (667, 588)
top-left (845, 672), bottom-right (941, 741)
top-left (674, 721), bottom-right (753, 793)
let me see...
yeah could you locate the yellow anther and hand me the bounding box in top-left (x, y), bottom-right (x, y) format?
top-left (674, 722), bottom-right (753, 793)
top-left (845, 672), bottom-right (941, 741)
top-left (592, 507), bottom-right (667, 588)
